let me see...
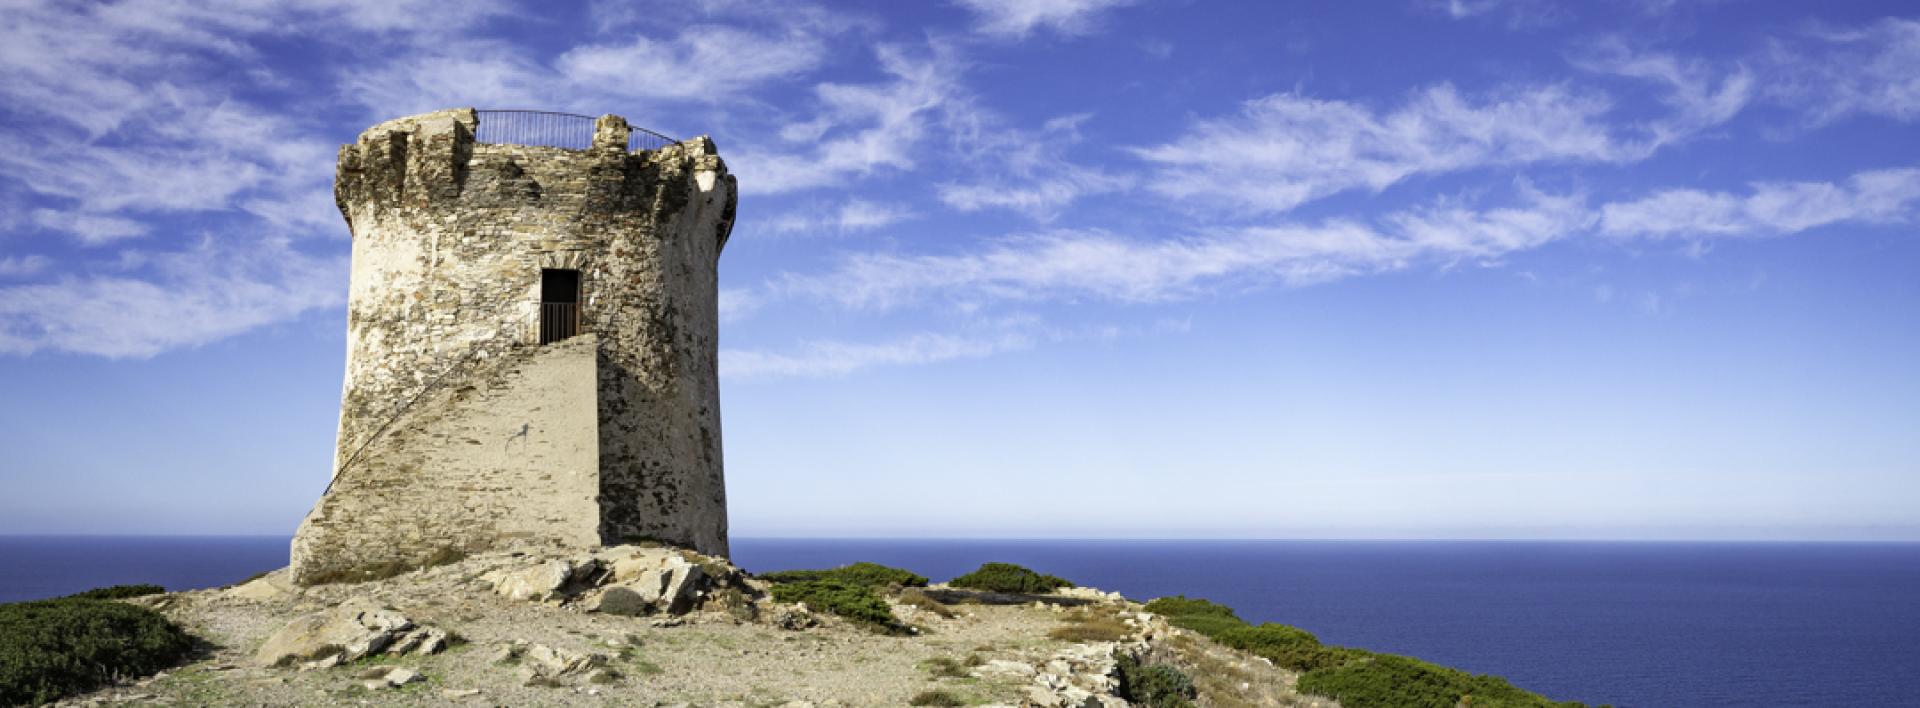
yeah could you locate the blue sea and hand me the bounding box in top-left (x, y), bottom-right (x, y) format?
top-left (3, 537), bottom-right (1916, 707)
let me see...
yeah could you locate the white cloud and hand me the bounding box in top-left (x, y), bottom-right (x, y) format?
top-left (730, 43), bottom-right (973, 194)
top-left (1777, 18), bottom-right (1920, 124)
top-left (779, 186), bottom-right (1591, 309)
top-left (30, 210), bottom-right (149, 245)
top-left (722, 331), bottom-right (1028, 379)
top-left (1430, 0), bottom-right (1569, 28)
top-left (1572, 40), bottom-right (1754, 145)
top-left (0, 255), bottom-right (51, 278)
top-left (0, 3), bottom-right (340, 228)
top-left (0, 237), bottom-right (347, 358)
top-left (558, 25), bottom-right (828, 100)
top-left (1600, 167), bottom-right (1920, 239)
top-left (1132, 84), bottom-right (1627, 214)
top-left (765, 199), bottom-right (917, 236)
top-left (952, 0), bottom-right (1137, 38)
top-left (718, 287), bottom-right (761, 323)
top-left (938, 114), bottom-right (1134, 220)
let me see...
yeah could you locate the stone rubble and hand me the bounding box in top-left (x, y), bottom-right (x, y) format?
top-left (478, 544), bottom-right (755, 617)
top-left (252, 598), bottom-right (452, 668)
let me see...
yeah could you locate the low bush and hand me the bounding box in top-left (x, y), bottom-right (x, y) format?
top-left (947, 562), bottom-right (1072, 594)
top-left (768, 580), bottom-right (908, 634)
top-left (0, 596), bottom-right (194, 705)
top-left (759, 562), bottom-right (928, 588)
top-left (1144, 594), bottom-right (1582, 708)
top-left (61, 585), bottom-right (166, 601)
top-left (908, 689), bottom-right (965, 706)
top-left (1114, 653), bottom-right (1197, 708)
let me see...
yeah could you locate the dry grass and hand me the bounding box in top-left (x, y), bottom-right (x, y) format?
top-left (921, 652), bottom-right (987, 679)
top-left (1048, 607), bottom-right (1133, 642)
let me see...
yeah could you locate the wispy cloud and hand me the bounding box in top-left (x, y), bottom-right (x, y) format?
top-left (1774, 18), bottom-right (1920, 125)
top-left (765, 199), bottom-right (917, 236)
top-left (30, 210), bottom-right (149, 246)
top-left (722, 330), bottom-right (1029, 379)
top-left (730, 43), bottom-right (974, 194)
top-left (938, 114), bottom-right (1134, 220)
top-left (1132, 83), bottom-right (1628, 214)
top-left (769, 165), bottom-right (1917, 315)
top-left (0, 255), bottom-right (51, 278)
top-left (1572, 39), bottom-right (1755, 145)
top-left (0, 236), bottom-right (346, 358)
top-left (718, 287), bottom-right (762, 323)
top-left (719, 315), bottom-right (1191, 380)
top-left (558, 26), bottom-right (828, 100)
top-left (952, 0), bottom-right (1138, 38)
top-left (1429, 0), bottom-right (1571, 28)
top-left (1601, 167), bottom-right (1920, 239)
top-left (778, 185), bottom-right (1591, 309)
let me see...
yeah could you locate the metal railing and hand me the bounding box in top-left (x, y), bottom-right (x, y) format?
top-left (474, 109), bottom-right (677, 152)
top-left (540, 302), bottom-right (580, 344)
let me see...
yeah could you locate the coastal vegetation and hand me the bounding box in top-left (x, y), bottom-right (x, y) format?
top-left (61, 585), bottom-right (166, 601)
top-left (948, 562), bottom-right (1072, 593)
top-left (0, 589), bottom-right (193, 705)
top-left (767, 579), bottom-right (908, 634)
top-left (1144, 595), bottom-right (1586, 708)
top-left (758, 561), bottom-right (928, 588)
top-left (757, 562), bottom-right (931, 634)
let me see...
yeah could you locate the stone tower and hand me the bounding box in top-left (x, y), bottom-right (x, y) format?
top-left (289, 108), bottom-right (736, 585)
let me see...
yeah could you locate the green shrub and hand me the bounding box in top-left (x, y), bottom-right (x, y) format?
top-left (1143, 595), bottom-right (1238, 620)
top-left (768, 580), bottom-right (908, 634)
top-left (947, 562), bottom-right (1072, 593)
top-left (1143, 595), bottom-right (1581, 708)
top-left (61, 584), bottom-right (166, 601)
top-left (1295, 653), bottom-right (1583, 708)
top-left (0, 597), bottom-right (194, 705)
top-left (1214, 623), bottom-right (1360, 673)
top-left (760, 562), bottom-right (928, 588)
top-left (1114, 653), bottom-right (1197, 708)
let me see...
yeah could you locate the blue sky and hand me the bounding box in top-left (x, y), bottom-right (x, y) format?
top-left (1, 0), bottom-right (1916, 540)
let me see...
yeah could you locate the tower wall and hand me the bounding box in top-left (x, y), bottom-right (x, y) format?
top-left (290, 108), bottom-right (735, 583)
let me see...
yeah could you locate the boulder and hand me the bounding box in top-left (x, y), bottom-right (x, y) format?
top-left (524, 643), bottom-right (606, 676)
top-left (483, 559), bottom-right (579, 602)
top-left (660, 564), bottom-right (706, 614)
top-left (584, 560), bottom-right (708, 615)
top-left (254, 598), bottom-right (414, 667)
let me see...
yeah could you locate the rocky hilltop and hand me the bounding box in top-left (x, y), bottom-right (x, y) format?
top-left (51, 546), bottom-right (1325, 707)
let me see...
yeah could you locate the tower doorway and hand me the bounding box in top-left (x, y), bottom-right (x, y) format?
top-left (540, 269), bottom-right (581, 344)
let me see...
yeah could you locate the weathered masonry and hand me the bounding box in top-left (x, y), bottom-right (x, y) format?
top-left (289, 108), bottom-right (736, 584)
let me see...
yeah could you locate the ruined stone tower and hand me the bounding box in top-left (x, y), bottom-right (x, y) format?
top-left (289, 108), bottom-right (736, 585)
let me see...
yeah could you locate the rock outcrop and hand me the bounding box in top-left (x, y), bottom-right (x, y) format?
top-left (253, 598), bottom-right (451, 668)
